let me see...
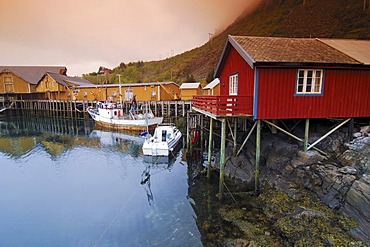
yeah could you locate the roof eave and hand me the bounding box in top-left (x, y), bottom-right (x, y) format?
top-left (214, 35), bottom-right (255, 78)
top-left (254, 61), bottom-right (367, 68)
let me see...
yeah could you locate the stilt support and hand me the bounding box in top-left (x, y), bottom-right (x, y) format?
top-left (207, 118), bottom-right (213, 180)
top-left (304, 118), bottom-right (310, 152)
top-left (255, 120), bottom-right (261, 194)
top-left (307, 118), bottom-right (351, 151)
top-left (218, 118), bottom-right (226, 200)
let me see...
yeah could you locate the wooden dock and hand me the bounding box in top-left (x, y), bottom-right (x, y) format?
top-left (1, 100), bottom-right (192, 119)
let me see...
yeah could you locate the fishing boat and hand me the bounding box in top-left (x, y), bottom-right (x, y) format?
top-left (87, 101), bottom-right (163, 131)
top-left (142, 123), bottom-right (182, 156)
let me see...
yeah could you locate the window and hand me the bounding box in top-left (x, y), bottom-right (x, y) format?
top-left (229, 74), bottom-right (238, 95)
top-left (4, 76), bottom-right (13, 93)
top-left (296, 69), bottom-right (323, 95)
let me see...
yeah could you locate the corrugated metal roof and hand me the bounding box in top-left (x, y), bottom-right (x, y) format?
top-left (319, 39), bottom-right (370, 65)
top-left (204, 78), bottom-right (220, 89)
top-left (46, 72), bottom-right (93, 87)
top-left (76, 81), bottom-right (179, 89)
top-left (179, 82), bottom-right (201, 89)
top-left (230, 36), bottom-right (361, 65)
top-left (0, 66), bottom-right (66, 84)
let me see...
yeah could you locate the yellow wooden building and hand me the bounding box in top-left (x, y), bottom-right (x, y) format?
top-left (179, 82), bottom-right (202, 100)
top-left (203, 78), bottom-right (220, 96)
top-left (75, 81), bottom-right (180, 102)
top-left (0, 66), bottom-right (67, 98)
top-left (36, 72), bottom-right (94, 100)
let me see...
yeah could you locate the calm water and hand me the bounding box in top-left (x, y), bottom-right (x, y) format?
top-left (0, 116), bottom-right (202, 247)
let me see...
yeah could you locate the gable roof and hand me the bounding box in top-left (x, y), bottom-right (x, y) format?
top-left (215, 36), bottom-right (368, 76)
top-left (43, 72), bottom-right (93, 87)
top-left (204, 78), bottom-right (220, 90)
top-left (319, 39), bottom-right (370, 65)
top-left (179, 82), bottom-right (201, 89)
top-left (0, 66), bottom-right (67, 85)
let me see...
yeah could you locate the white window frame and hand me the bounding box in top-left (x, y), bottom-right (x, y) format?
top-left (296, 69), bottom-right (323, 95)
top-left (229, 73), bottom-right (238, 95)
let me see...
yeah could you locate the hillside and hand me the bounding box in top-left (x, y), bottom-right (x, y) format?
top-left (84, 0), bottom-right (370, 85)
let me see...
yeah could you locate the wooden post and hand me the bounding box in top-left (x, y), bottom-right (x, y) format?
top-left (218, 118), bottom-right (226, 200)
top-left (207, 118), bottom-right (213, 180)
top-left (200, 115), bottom-right (204, 151)
top-left (348, 118), bottom-right (354, 143)
top-left (186, 112), bottom-right (190, 150)
top-left (175, 101), bottom-right (178, 117)
top-left (304, 118), bottom-right (310, 152)
top-left (233, 118), bottom-right (237, 155)
top-left (161, 101), bottom-right (164, 117)
top-left (255, 120), bottom-right (261, 194)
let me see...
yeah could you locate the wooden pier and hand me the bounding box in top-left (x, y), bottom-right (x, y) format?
top-left (1, 99), bottom-right (192, 119)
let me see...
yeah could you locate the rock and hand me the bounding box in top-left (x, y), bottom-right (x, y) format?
top-left (295, 150), bottom-right (325, 165)
top-left (344, 175), bottom-right (370, 243)
top-left (224, 154), bottom-right (255, 190)
top-left (354, 132), bottom-right (363, 138)
top-left (292, 206), bottom-right (324, 219)
top-left (360, 126), bottom-right (370, 135)
top-left (339, 166), bottom-right (358, 175)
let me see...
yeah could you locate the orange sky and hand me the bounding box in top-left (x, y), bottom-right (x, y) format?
top-left (0, 0), bottom-right (260, 76)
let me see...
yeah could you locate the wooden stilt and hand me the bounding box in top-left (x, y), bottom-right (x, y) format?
top-left (233, 118), bottom-right (237, 155)
top-left (348, 118), bottom-right (354, 143)
top-left (255, 120), bottom-right (261, 194)
top-left (218, 118), bottom-right (226, 200)
top-left (207, 118), bottom-right (213, 180)
top-left (304, 118), bottom-right (310, 152)
top-left (186, 112), bottom-right (190, 150)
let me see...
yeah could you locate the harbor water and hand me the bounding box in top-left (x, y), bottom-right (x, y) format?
top-left (0, 116), bottom-right (202, 247)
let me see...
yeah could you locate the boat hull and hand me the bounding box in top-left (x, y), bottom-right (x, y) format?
top-left (142, 129), bottom-right (182, 156)
top-left (87, 107), bottom-right (163, 131)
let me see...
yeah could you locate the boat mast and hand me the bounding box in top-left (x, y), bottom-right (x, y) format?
top-left (145, 102), bottom-right (149, 133)
top-left (117, 74), bottom-right (122, 105)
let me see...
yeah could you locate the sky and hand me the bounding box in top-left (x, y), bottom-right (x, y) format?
top-left (0, 0), bottom-right (260, 76)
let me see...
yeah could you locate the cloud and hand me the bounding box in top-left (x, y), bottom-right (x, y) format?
top-left (0, 0), bottom-right (260, 76)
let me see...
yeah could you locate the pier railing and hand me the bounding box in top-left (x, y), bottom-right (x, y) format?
top-left (192, 95), bottom-right (253, 117)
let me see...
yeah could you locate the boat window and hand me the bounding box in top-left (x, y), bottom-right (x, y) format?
top-left (162, 130), bottom-right (167, 142)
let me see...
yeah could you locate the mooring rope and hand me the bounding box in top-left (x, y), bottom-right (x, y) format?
top-left (93, 191), bottom-right (136, 247)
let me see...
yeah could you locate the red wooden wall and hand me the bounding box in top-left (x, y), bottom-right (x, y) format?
top-left (257, 68), bottom-right (370, 119)
top-left (219, 48), bottom-right (254, 97)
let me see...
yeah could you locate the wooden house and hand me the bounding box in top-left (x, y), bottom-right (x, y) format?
top-left (179, 82), bottom-right (202, 101)
top-left (192, 36), bottom-right (370, 196)
top-left (36, 72), bottom-right (94, 100)
top-left (203, 78), bottom-right (220, 96)
top-left (0, 66), bottom-right (67, 99)
top-left (193, 36), bottom-right (370, 119)
top-left (76, 81), bottom-right (180, 102)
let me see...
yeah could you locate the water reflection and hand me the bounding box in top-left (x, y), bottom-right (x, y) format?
top-left (0, 116), bottom-right (202, 246)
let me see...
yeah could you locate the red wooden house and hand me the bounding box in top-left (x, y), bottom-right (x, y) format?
top-left (193, 36), bottom-right (370, 120)
top-left (192, 36), bottom-right (370, 196)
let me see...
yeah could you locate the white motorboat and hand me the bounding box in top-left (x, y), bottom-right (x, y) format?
top-left (87, 101), bottom-right (163, 131)
top-left (142, 123), bottom-right (182, 156)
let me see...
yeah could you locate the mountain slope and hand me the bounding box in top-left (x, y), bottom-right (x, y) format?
top-left (84, 0), bottom-right (370, 85)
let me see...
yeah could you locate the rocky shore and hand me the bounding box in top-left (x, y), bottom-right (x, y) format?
top-left (214, 123), bottom-right (370, 245)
